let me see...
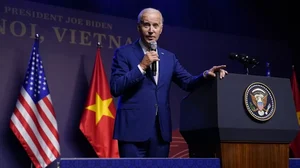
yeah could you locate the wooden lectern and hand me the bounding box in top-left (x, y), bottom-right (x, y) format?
top-left (179, 73), bottom-right (299, 168)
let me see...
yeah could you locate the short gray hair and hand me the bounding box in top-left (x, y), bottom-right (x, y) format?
top-left (137, 8), bottom-right (164, 25)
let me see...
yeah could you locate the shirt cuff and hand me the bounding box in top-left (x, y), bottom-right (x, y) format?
top-left (203, 70), bottom-right (208, 78)
top-left (138, 64), bottom-right (146, 75)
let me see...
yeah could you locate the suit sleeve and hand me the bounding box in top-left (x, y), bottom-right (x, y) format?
top-left (171, 54), bottom-right (206, 92)
top-left (110, 48), bottom-right (145, 97)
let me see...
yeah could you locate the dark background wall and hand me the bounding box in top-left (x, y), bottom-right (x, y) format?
top-left (0, 0), bottom-right (297, 167)
top-left (27, 0), bottom-right (299, 79)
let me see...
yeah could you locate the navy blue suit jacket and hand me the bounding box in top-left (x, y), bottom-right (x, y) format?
top-left (110, 40), bottom-right (205, 142)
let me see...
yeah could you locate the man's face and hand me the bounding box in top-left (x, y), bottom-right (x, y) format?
top-left (138, 11), bottom-right (163, 46)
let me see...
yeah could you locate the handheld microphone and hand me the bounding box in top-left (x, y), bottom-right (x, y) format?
top-left (149, 41), bottom-right (157, 76)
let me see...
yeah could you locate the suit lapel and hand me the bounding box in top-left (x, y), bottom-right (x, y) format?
top-left (157, 47), bottom-right (165, 88)
top-left (146, 69), bottom-right (156, 84)
top-left (133, 40), bottom-right (144, 62)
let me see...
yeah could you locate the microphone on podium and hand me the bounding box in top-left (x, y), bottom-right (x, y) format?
top-left (229, 52), bottom-right (259, 75)
top-left (149, 41), bottom-right (157, 76)
top-left (229, 53), bottom-right (259, 68)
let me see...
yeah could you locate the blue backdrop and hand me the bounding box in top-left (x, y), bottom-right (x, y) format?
top-left (0, 0), bottom-right (294, 167)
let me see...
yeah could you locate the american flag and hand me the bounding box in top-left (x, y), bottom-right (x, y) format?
top-left (10, 36), bottom-right (60, 168)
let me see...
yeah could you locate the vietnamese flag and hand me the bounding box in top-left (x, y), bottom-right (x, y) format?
top-left (290, 66), bottom-right (300, 158)
top-left (79, 44), bottom-right (119, 158)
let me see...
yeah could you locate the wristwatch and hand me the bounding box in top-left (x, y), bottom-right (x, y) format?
top-left (203, 70), bottom-right (209, 78)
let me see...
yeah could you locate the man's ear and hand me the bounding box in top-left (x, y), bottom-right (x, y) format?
top-left (160, 25), bottom-right (163, 34)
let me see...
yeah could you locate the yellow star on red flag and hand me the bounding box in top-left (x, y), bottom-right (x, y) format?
top-left (86, 93), bottom-right (114, 124)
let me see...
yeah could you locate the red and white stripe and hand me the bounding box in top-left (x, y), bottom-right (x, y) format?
top-left (10, 87), bottom-right (60, 168)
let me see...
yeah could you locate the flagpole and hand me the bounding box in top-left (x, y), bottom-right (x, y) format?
top-left (35, 33), bottom-right (39, 41)
top-left (79, 40), bottom-right (119, 158)
top-left (30, 33), bottom-right (39, 168)
top-left (97, 41), bottom-right (102, 48)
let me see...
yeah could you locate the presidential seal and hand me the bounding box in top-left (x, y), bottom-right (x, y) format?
top-left (244, 82), bottom-right (276, 121)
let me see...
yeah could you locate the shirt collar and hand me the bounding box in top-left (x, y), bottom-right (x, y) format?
top-left (138, 39), bottom-right (148, 54)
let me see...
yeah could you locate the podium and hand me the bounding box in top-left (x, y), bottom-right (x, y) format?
top-left (179, 73), bottom-right (299, 168)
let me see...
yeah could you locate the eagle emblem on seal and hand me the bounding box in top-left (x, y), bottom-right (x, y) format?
top-left (244, 82), bottom-right (276, 121)
top-left (250, 90), bottom-right (272, 116)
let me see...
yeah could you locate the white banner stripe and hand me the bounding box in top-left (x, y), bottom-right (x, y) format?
top-left (38, 99), bottom-right (60, 154)
top-left (16, 100), bottom-right (55, 160)
top-left (47, 95), bottom-right (53, 104)
top-left (11, 113), bottom-right (46, 167)
top-left (38, 99), bottom-right (58, 130)
top-left (21, 88), bottom-right (60, 152)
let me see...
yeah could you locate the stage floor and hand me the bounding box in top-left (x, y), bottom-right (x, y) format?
top-left (59, 158), bottom-right (300, 168)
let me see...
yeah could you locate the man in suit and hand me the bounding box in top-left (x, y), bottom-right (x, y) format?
top-left (110, 7), bottom-right (228, 157)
